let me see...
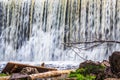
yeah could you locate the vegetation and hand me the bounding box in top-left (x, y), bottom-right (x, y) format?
top-left (68, 69), bottom-right (96, 80)
top-left (0, 73), bottom-right (9, 77)
top-left (68, 64), bottom-right (105, 80)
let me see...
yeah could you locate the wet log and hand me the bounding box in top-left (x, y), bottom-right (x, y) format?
top-left (0, 76), bottom-right (10, 80)
top-left (29, 70), bottom-right (74, 80)
top-left (2, 62), bottom-right (57, 74)
top-left (104, 78), bottom-right (120, 80)
top-left (0, 70), bottom-right (73, 80)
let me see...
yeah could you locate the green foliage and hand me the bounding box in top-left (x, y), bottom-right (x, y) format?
top-left (68, 64), bottom-right (105, 80)
top-left (69, 69), bottom-right (96, 80)
top-left (0, 73), bottom-right (9, 76)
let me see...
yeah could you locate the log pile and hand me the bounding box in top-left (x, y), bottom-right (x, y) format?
top-left (0, 62), bottom-right (74, 80)
top-left (0, 70), bottom-right (73, 80)
top-left (2, 62), bottom-right (57, 74)
top-left (0, 76), bottom-right (10, 80)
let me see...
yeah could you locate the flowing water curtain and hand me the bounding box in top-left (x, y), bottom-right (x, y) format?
top-left (64, 0), bottom-right (120, 60)
top-left (0, 0), bottom-right (120, 61)
top-left (0, 0), bottom-right (34, 60)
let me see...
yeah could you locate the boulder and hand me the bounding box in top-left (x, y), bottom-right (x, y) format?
top-left (101, 60), bottom-right (110, 67)
top-left (79, 60), bottom-right (101, 69)
top-left (79, 60), bottom-right (105, 80)
top-left (109, 51), bottom-right (120, 75)
top-left (20, 67), bottom-right (39, 75)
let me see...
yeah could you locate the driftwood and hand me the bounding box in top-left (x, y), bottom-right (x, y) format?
top-left (0, 70), bottom-right (73, 80)
top-left (29, 70), bottom-right (74, 80)
top-left (2, 62), bottom-right (57, 74)
top-left (104, 78), bottom-right (120, 80)
top-left (0, 76), bottom-right (10, 80)
top-left (0, 62), bottom-right (73, 80)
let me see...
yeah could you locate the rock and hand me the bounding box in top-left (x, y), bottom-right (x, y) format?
top-left (101, 60), bottom-right (117, 78)
top-left (20, 67), bottom-right (39, 75)
top-left (109, 51), bottom-right (120, 75)
top-left (101, 60), bottom-right (110, 67)
top-left (104, 66), bottom-right (117, 78)
top-left (79, 60), bottom-right (106, 80)
top-left (9, 73), bottom-right (30, 80)
top-left (79, 60), bottom-right (101, 69)
top-left (41, 62), bottom-right (45, 67)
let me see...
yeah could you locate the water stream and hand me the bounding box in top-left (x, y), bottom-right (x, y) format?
top-left (0, 0), bottom-right (120, 61)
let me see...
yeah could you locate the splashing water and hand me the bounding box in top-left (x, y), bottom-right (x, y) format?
top-left (0, 0), bottom-right (120, 61)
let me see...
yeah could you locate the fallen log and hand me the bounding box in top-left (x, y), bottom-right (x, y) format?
top-left (104, 78), bottom-right (120, 80)
top-left (0, 70), bottom-right (74, 80)
top-left (2, 62), bottom-right (57, 74)
top-left (0, 76), bottom-right (10, 80)
top-left (29, 70), bottom-right (74, 80)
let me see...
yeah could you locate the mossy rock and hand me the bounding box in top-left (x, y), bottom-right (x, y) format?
top-left (68, 60), bottom-right (106, 80)
top-left (68, 68), bottom-right (96, 80)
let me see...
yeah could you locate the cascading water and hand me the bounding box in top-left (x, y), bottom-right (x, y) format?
top-left (0, 0), bottom-right (120, 61)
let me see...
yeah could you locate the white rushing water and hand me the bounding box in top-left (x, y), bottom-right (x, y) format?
top-left (0, 0), bottom-right (120, 61)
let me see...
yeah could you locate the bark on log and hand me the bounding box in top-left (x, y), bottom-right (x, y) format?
top-left (29, 70), bottom-right (74, 80)
top-left (0, 76), bottom-right (10, 80)
top-left (0, 70), bottom-right (74, 80)
top-left (2, 62), bottom-right (57, 74)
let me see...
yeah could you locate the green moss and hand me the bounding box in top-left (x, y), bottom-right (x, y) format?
top-left (68, 64), bottom-right (105, 80)
top-left (69, 69), bottom-right (96, 80)
top-left (0, 73), bottom-right (9, 76)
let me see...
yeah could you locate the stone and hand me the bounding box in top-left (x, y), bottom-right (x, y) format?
top-left (109, 51), bottom-right (120, 74)
top-left (101, 60), bottom-right (110, 67)
top-left (9, 73), bottom-right (30, 80)
top-left (20, 67), bottom-right (39, 75)
top-left (79, 60), bottom-right (105, 80)
top-left (79, 60), bottom-right (101, 69)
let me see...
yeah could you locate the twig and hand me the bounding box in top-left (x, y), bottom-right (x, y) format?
top-left (63, 43), bottom-right (86, 60)
top-left (83, 43), bottom-right (104, 50)
top-left (71, 48), bottom-right (87, 61)
top-left (62, 40), bottom-right (119, 60)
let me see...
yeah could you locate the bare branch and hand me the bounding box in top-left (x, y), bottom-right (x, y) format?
top-left (62, 40), bottom-right (119, 61)
top-left (71, 48), bottom-right (87, 61)
top-left (63, 40), bottom-right (120, 44)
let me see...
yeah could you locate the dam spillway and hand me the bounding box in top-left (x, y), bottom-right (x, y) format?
top-left (0, 0), bottom-right (119, 61)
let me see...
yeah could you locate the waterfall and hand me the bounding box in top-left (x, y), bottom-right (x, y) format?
top-left (0, 0), bottom-right (120, 61)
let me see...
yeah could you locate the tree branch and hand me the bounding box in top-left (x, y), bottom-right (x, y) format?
top-left (63, 40), bottom-right (120, 44)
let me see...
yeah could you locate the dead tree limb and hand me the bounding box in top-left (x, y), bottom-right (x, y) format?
top-left (29, 70), bottom-right (74, 80)
top-left (0, 70), bottom-right (74, 80)
top-left (63, 40), bottom-right (120, 44)
top-left (62, 40), bottom-right (116, 60)
top-left (0, 76), bottom-right (10, 80)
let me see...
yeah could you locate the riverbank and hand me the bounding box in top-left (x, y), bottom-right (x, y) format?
top-left (0, 51), bottom-right (120, 80)
top-left (67, 51), bottom-right (120, 80)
